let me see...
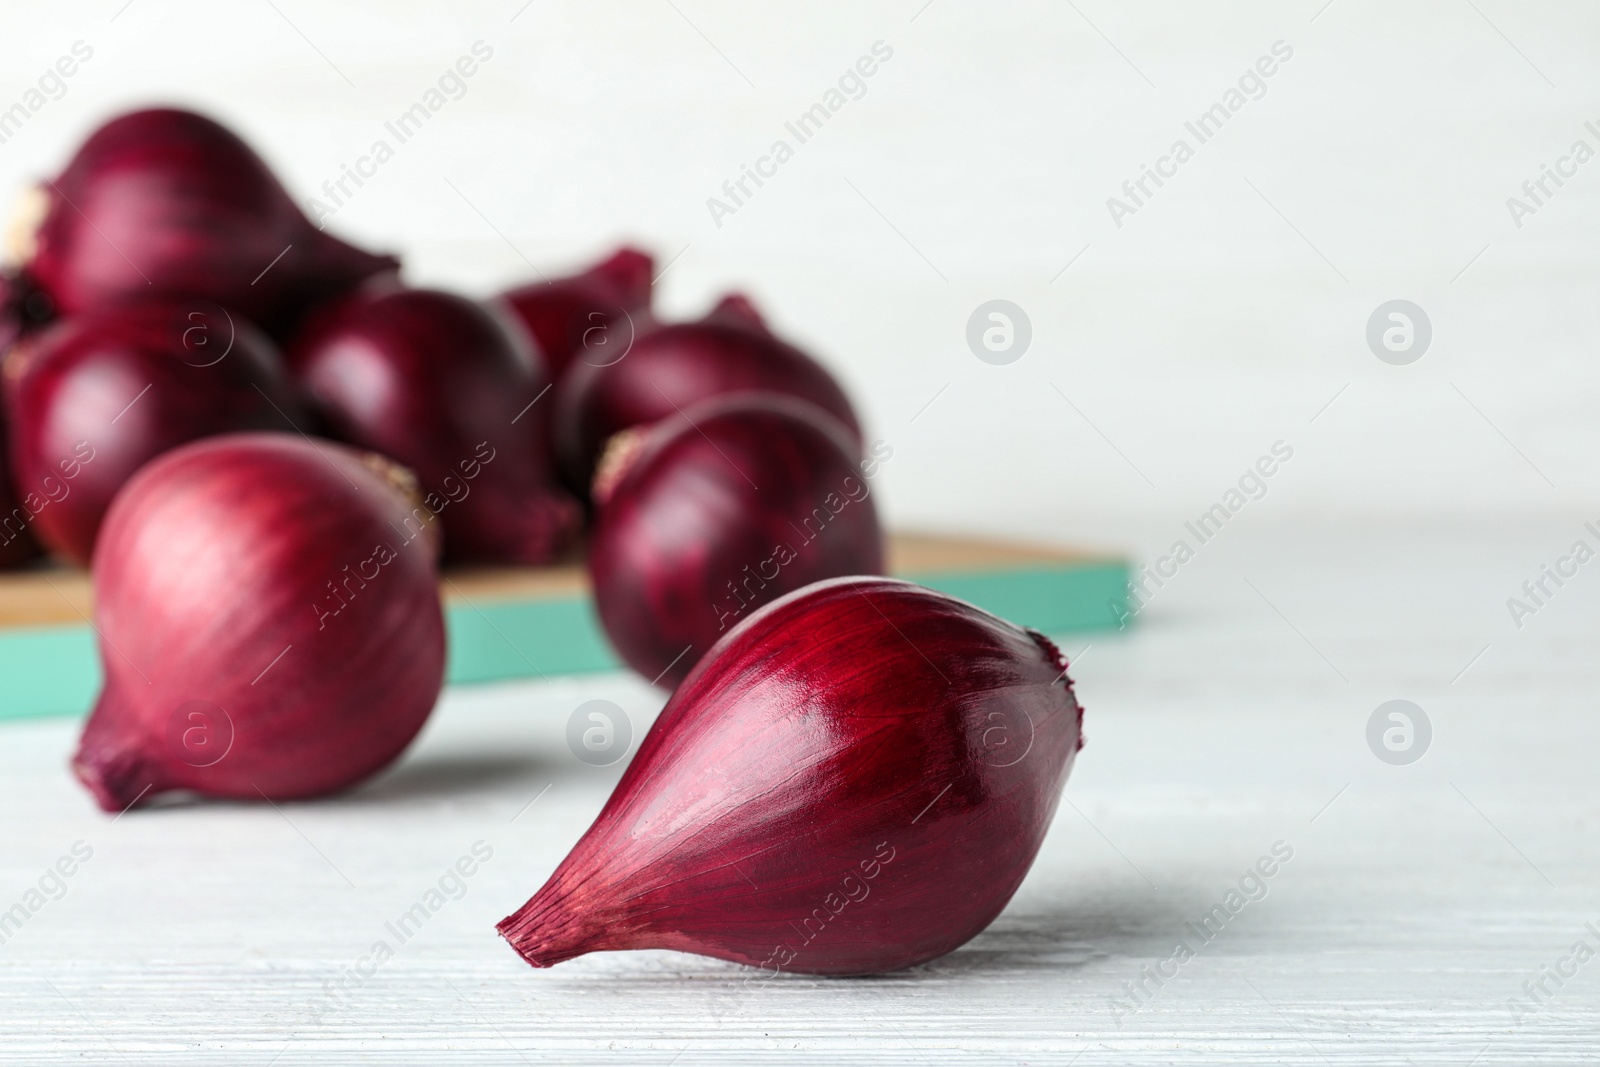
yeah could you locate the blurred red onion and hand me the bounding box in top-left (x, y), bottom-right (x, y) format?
top-left (554, 293), bottom-right (861, 493)
top-left (18, 108), bottom-right (398, 339)
top-left (4, 297), bottom-right (303, 564)
top-left (287, 283), bottom-right (580, 565)
top-left (498, 246), bottom-right (653, 386)
top-left (589, 394), bottom-right (884, 686)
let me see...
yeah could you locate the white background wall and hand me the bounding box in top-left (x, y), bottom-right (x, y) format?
top-left (2, 1), bottom-right (1596, 552)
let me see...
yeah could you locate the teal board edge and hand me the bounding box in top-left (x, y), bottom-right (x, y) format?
top-left (0, 560), bottom-right (1129, 722)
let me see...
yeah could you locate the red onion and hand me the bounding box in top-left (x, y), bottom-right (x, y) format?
top-left (287, 283), bottom-right (580, 565)
top-left (4, 297), bottom-right (304, 565)
top-left (498, 576), bottom-right (1083, 975)
top-left (553, 293), bottom-right (861, 492)
top-left (589, 394), bottom-right (884, 687)
top-left (72, 433), bottom-right (446, 812)
top-left (18, 108), bottom-right (398, 339)
top-left (498, 246), bottom-right (653, 386)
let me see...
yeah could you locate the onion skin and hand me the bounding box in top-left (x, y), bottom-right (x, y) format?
top-left (71, 433), bottom-right (446, 812)
top-left (498, 577), bottom-right (1083, 976)
top-left (589, 394), bottom-right (884, 687)
top-left (24, 108), bottom-right (398, 339)
top-left (287, 284), bottom-right (580, 565)
top-left (498, 246), bottom-right (653, 387)
top-left (4, 297), bottom-right (304, 565)
top-left (553, 293), bottom-right (861, 493)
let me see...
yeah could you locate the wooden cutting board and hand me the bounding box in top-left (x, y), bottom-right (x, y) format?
top-left (0, 533), bottom-right (1128, 721)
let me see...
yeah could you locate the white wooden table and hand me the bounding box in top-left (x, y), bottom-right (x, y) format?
top-left (2, 519), bottom-right (1597, 1064)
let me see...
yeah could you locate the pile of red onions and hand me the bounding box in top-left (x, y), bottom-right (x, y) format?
top-left (0, 107), bottom-right (1090, 978)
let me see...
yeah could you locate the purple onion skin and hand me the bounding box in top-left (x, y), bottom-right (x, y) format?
top-left (498, 246), bottom-right (654, 388)
top-left (553, 294), bottom-right (861, 494)
top-left (26, 108), bottom-right (398, 340)
top-left (590, 394), bottom-right (884, 687)
top-left (498, 576), bottom-right (1083, 975)
top-left (4, 297), bottom-right (304, 565)
top-left (287, 283), bottom-right (581, 566)
top-left (72, 433), bottom-right (445, 811)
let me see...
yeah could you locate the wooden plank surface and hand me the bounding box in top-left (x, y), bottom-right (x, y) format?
top-left (0, 533), bottom-right (1129, 722)
top-left (0, 520), bottom-right (1594, 1063)
top-left (0, 532), bottom-right (1114, 627)
top-left (0, 569), bottom-right (94, 629)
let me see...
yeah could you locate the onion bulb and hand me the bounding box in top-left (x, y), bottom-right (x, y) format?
top-left (71, 433), bottom-right (446, 811)
top-left (498, 576), bottom-right (1083, 975)
top-left (498, 246), bottom-right (653, 386)
top-left (589, 394), bottom-right (884, 687)
top-left (3, 297), bottom-right (304, 565)
top-left (17, 108), bottom-right (398, 339)
top-left (287, 283), bottom-right (580, 565)
top-left (553, 293), bottom-right (860, 493)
